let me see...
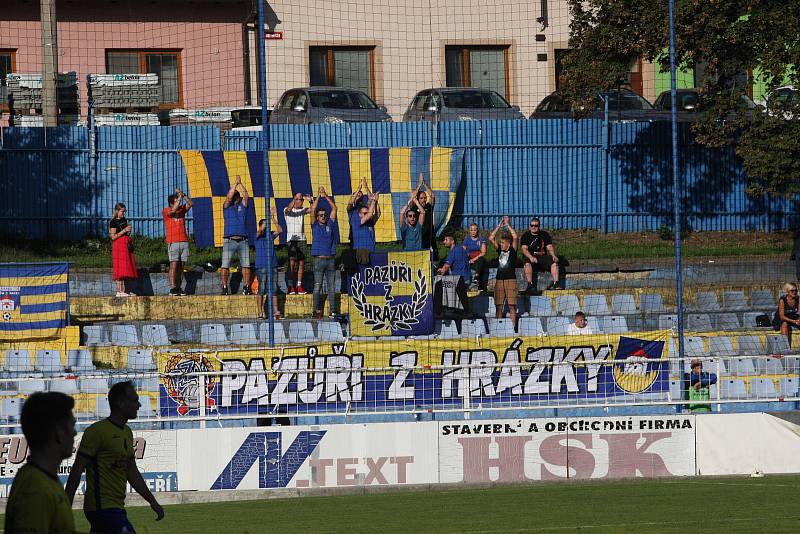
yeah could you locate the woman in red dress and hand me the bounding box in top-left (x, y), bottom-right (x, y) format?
top-left (109, 203), bottom-right (138, 296)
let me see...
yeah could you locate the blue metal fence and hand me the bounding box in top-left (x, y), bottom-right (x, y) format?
top-left (0, 120), bottom-right (795, 241)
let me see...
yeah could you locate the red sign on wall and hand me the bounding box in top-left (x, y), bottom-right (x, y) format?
top-left (264, 31), bottom-right (283, 40)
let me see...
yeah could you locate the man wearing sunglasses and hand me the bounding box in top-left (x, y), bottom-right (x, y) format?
top-left (521, 217), bottom-right (561, 291)
top-left (400, 194), bottom-right (427, 252)
top-left (310, 188), bottom-right (340, 319)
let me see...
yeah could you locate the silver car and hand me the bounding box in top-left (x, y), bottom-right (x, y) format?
top-left (269, 87), bottom-right (391, 124)
top-left (403, 88), bottom-right (524, 122)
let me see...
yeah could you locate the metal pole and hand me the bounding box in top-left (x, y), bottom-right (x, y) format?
top-left (257, 0), bottom-right (275, 346)
top-left (40, 0), bottom-right (59, 128)
top-left (669, 0), bottom-right (685, 362)
top-left (600, 96), bottom-right (609, 233)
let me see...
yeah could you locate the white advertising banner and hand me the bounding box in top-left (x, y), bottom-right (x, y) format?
top-left (695, 413), bottom-right (800, 475)
top-left (439, 416), bottom-right (696, 483)
top-left (177, 422), bottom-right (439, 491)
top-left (0, 429), bottom-right (178, 498)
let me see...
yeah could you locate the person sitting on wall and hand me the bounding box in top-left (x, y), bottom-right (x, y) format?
top-left (774, 282), bottom-right (800, 347)
top-left (521, 217), bottom-right (561, 292)
top-left (684, 358), bottom-right (718, 413)
top-left (567, 311), bottom-right (593, 335)
top-left (434, 233), bottom-right (471, 316)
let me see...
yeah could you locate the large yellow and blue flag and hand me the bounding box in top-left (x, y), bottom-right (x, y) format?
top-left (0, 263), bottom-right (69, 340)
top-left (179, 147), bottom-right (464, 248)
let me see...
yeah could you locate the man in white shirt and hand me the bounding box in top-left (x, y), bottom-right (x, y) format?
top-left (284, 193), bottom-right (312, 294)
top-left (567, 311), bottom-right (593, 335)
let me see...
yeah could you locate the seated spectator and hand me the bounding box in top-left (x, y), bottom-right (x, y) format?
top-left (438, 234), bottom-right (471, 285)
top-left (255, 215), bottom-right (282, 320)
top-left (463, 223), bottom-right (488, 290)
top-left (774, 282), bottom-right (800, 347)
top-left (400, 195), bottom-right (426, 251)
top-left (567, 311), bottom-right (593, 335)
top-left (488, 217), bottom-right (519, 326)
top-left (684, 359), bottom-right (718, 413)
top-left (521, 217), bottom-right (561, 292)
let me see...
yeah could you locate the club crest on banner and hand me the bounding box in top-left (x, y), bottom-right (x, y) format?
top-left (162, 353), bottom-right (217, 415)
top-left (610, 336), bottom-right (667, 394)
top-left (0, 288), bottom-right (20, 322)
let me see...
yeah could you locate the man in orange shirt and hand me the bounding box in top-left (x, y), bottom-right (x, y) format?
top-left (163, 187), bottom-right (193, 296)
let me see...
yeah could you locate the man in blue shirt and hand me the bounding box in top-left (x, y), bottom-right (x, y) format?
top-left (220, 175), bottom-right (251, 295)
top-left (400, 194), bottom-right (426, 251)
top-left (256, 214), bottom-right (282, 320)
top-left (311, 188), bottom-right (340, 319)
top-left (348, 186), bottom-right (380, 266)
top-left (684, 359), bottom-right (718, 413)
top-left (438, 234), bottom-right (472, 286)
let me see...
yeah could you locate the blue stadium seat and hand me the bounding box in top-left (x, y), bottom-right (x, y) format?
top-left (18, 378), bottom-right (46, 395)
top-left (742, 312), bottom-right (768, 329)
top-left (757, 357), bottom-right (784, 375)
top-left (487, 318), bottom-right (515, 337)
top-left (546, 317), bottom-right (570, 335)
top-left (135, 376), bottom-right (160, 393)
top-left (200, 323), bottom-right (228, 345)
top-left (230, 323), bottom-right (259, 345)
top-left (79, 377), bottom-right (110, 394)
top-left (640, 293), bottom-right (665, 313)
top-left (4, 350), bottom-right (34, 373)
top-left (82, 325), bottom-right (108, 346)
top-left (736, 335), bottom-right (763, 356)
top-left (35, 350), bottom-right (63, 373)
top-left (469, 296), bottom-right (494, 316)
top-left (766, 334), bottom-right (798, 355)
top-left (728, 357), bottom-right (757, 376)
top-left (137, 396), bottom-right (158, 419)
top-left (611, 294), bottom-right (637, 314)
top-left (142, 324), bottom-right (170, 346)
top-left (49, 377), bottom-right (80, 395)
top-left (582, 294), bottom-right (610, 315)
top-left (462, 319), bottom-right (487, 338)
top-left (715, 313), bottom-right (740, 331)
top-left (110, 324), bottom-right (139, 346)
top-left (658, 314), bottom-right (678, 330)
top-left (0, 398), bottom-right (23, 421)
top-left (780, 378), bottom-right (799, 397)
top-left (669, 379), bottom-right (683, 401)
top-left (749, 378), bottom-right (778, 399)
top-left (709, 336), bottom-right (736, 358)
top-left (601, 316), bottom-right (628, 334)
top-left (67, 349), bottom-right (95, 372)
top-left (684, 336), bottom-right (706, 357)
top-left (722, 291), bottom-right (748, 311)
top-left (258, 322), bottom-right (288, 344)
top-left (318, 322), bottom-right (345, 342)
top-left (518, 317), bottom-right (544, 336)
top-left (720, 378), bottom-right (747, 399)
top-left (587, 316), bottom-right (603, 333)
top-left (694, 292), bottom-right (721, 311)
top-left (555, 295), bottom-right (580, 317)
top-left (434, 320), bottom-right (460, 339)
top-left (687, 314), bottom-right (713, 331)
top-left (288, 321), bottom-right (315, 343)
top-left (528, 296), bottom-right (553, 316)
top-left (750, 290), bottom-right (775, 309)
top-left (127, 349), bottom-right (156, 371)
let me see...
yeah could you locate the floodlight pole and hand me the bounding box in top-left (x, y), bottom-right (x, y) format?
top-left (669, 0), bottom-right (685, 361)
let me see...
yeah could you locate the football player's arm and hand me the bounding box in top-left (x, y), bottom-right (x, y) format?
top-left (65, 449), bottom-right (93, 503)
top-left (127, 459), bottom-right (165, 521)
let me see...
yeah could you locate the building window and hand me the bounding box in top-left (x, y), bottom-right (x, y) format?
top-left (445, 45), bottom-right (510, 99)
top-left (106, 50), bottom-right (182, 107)
top-left (1, 50), bottom-right (16, 111)
top-left (309, 46), bottom-right (375, 98)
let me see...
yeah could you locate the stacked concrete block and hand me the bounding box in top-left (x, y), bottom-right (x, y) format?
top-left (164, 107), bottom-right (234, 129)
top-left (6, 72), bottom-right (80, 110)
top-left (94, 113), bottom-right (160, 127)
top-left (88, 74), bottom-right (160, 109)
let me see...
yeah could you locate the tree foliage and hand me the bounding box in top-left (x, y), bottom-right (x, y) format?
top-left (562, 0), bottom-right (800, 196)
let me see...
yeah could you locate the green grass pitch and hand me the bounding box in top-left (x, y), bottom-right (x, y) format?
top-left (5, 476), bottom-right (800, 533)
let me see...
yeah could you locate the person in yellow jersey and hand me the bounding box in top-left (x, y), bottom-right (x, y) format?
top-left (4, 392), bottom-right (77, 534)
top-left (65, 381), bottom-right (164, 533)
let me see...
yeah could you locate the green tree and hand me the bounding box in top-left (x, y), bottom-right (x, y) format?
top-left (562, 0), bottom-right (800, 195)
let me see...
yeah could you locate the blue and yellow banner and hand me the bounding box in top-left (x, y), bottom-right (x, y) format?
top-left (349, 251), bottom-right (434, 337)
top-left (0, 263), bottom-right (69, 340)
top-left (179, 147), bottom-right (464, 248)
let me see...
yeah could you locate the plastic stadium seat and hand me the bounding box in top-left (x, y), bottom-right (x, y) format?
top-left (95, 397), bottom-right (112, 418)
top-left (110, 324), bottom-right (139, 346)
top-left (127, 349), bottom-right (156, 371)
top-left (288, 321), bottom-right (315, 343)
top-left (750, 290), bottom-right (775, 309)
top-left (82, 325), bottom-right (108, 346)
top-left (669, 379), bottom-right (683, 401)
top-left (79, 377), bottom-right (110, 394)
top-left (462, 319), bottom-right (487, 338)
top-left (555, 295), bottom-right (580, 317)
top-left (757, 357), bottom-right (784, 375)
top-left (687, 314), bottom-right (713, 332)
top-left (518, 317), bottom-right (544, 336)
top-left (780, 378), bottom-right (799, 397)
top-left (766, 334), bottom-right (797, 355)
top-left (435, 320), bottom-right (460, 339)
top-left (658, 314), bottom-right (678, 330)
top-left (258, 322), bottom-right (288, 344)
top-left (528, 296), bottom-right (553, 316)
top-left (67, 349), bottom-right (95, 372)
top-left (230, 323), bottom-right (259, 345)
top-left (736, 336), bottom-right (764, 356)
top-left (546, 317), bottom-right (570, 335)
top-left (200, 323), bottom-right (228, 345)
top-left (601, 316), bottom-right (628, 334)
top-left (35, 350), bottom-right (63, 372)
top-left (318, 322), bottom-right (345, 342)
top-left (137, 396), bottom-right (158, 419)
top-left (4, 350), bottom-right (34, 373)
top-left (742, 312), bottom-right (769, 329)
top-left (487, 318), bottom-right (515, 337)
top-left (715, 313), bottom-right (741, 331)
top-left (694, 292), bottom-right (721, 311)
top-left (469, 296), bottom-right (494, 316)
top-left (728, 358), bottom-right (757, 376)
top-left (142, 324), bottom-right (170, 346)
top-left (783, 356), bottom-right (800, 374)
top-left (1, 398), bottom-right (23, 421)
top-left (709, 336), bottom-right (737, 358)
top-left (135, 377), bottom-right (160, 393)
top-left (722, 291), bottom-right (748, 311)
top-left (611, 294), bottom-right (637, 314)
top-left (684, 336), bottom-right (705, 357)
top-left (640, 293), bottom-right (665, 313)
top-left (49, 377), bottom-right (80, 395)
top-left (749, 378), bottom-right (778, 399)
top-left (583, 294), bottom-right (610, 315)
top-left (720, 379), bottom-right (747, 399)
top-left (18, 378), bottom-right (46, 395)
top-left (587, 316), bottom-right (602, 333)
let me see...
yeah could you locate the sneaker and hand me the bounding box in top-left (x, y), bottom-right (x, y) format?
top-left (296, 285), bottom-right (307, 295)
top-left (126, 291), bottom-right (136, 296)
top-left (176, 288), bottom-right (187, 296)
top-left (115, 291), bottom-right (128, 298)
top-left (241, 286), bottom-right (252, 296)
top-left (169, 287), bottom-right (180, 296)
top-left (221, 286), bottom-right (230, 295)
top-left (288, 285), bottom-right (296, 295)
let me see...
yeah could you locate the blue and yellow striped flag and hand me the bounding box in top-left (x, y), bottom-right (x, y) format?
top-left (179, 147), bottom-right (464, 248)
top-left (0, 263), bottom-right (69, 340)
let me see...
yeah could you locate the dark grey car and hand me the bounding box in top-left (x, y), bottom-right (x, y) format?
top-left (403, 88), bottom-right (524, 122)
top-left (531, 90), bottom-right (656, 121)
top-left (269, 87), bottom-right (392, 124)
top-left (653, 88), bottom-right (757, 121)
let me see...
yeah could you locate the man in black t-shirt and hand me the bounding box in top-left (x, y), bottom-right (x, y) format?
top-left (520, 217), bottom-right (561, 291)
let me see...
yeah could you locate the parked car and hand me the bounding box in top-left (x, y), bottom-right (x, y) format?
top-left (653, 88), bottom-right (757, 121)
top-left (269, 87), bottom-right (391, 124)
top-left (403, 88), bottom-right (524, 122)
top-left (530, 89), bottom-right (656, 121)
top-left (231, 106), bottom-right (270, 128)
